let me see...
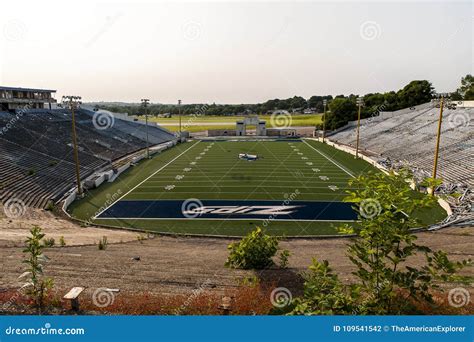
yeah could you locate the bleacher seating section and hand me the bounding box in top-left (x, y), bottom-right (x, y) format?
top-left (0, 109), bottom-right (176, 208)
top-left (327, 105), bottom-right (474, 187)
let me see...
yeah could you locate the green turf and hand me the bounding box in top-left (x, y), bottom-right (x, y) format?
top-left (68, 139), bottom-right (447, 236)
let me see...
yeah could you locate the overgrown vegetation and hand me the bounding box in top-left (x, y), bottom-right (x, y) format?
top-left (225, 227), bottom-right (282, 269)
top-left (20, 226), bottom-right (54, 314)
top-left (98, 236), bottom-right (108, 250)
top-left (289, 171), bottom-right (471, 315)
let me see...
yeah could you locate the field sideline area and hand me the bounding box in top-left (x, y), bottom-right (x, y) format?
top-left (68, 139), bottom-right (446, 236)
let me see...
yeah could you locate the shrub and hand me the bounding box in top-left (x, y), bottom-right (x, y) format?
top-left (291, 259), bottom-right (358, 315)
top-left (278, 250), bottom-right (291, 268)
top-left (42, 238), bottom-right (55, 247)
top-left (98, 236), bottom-right (108, 250)
top-left (225, 227), bottom-right (279, 269)
top-left (20, 226), bottom-right (54, 314)
top-left (59, 236), bottom-right (66, 246)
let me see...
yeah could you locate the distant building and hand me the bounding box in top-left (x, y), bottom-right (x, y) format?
top-left (0, 86), bottom-right (57, 111)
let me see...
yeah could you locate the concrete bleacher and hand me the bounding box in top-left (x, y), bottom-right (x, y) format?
top-left (0, 109), bottom-right (176, 208)
top-left (327, 104), bottom-right (474, 187)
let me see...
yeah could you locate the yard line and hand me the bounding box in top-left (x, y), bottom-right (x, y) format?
top-left (303, 140), bottom-right (355, 178)
top-left (93, 140), bottom-right (201, 219)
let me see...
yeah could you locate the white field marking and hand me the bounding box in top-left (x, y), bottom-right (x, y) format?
top-left (133, 185), bottom-right (350, 189)
top-left (96, 217), bottom-right (356, 222)
top-left (328, 185), bottom-right (339, 191)
top-left (164, 185), bottom-right (175, 190)
top-left (93, 140), bottom-right (201, 219)
top-left (303, 140), bottom-right (355, 178)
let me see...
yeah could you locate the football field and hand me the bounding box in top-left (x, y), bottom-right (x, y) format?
top-left (69, 139), bottom-right (445, 236)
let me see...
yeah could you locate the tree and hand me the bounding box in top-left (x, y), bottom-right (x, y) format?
top-left (397, 80), bottom-right (434, 108)
top-left (20, 226), bottom-right (54, 313)
top-left (290, 171), bottom-right (471, 315)
top-left (325, 97), bottom-right (357, 130)
top-left (339, 170), bottom-right (471, 313)
top-left (452, 74), bottom-right (474, 100)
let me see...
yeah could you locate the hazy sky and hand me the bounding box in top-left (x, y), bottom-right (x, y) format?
top-left (0, 0), bottom-right (472, 103)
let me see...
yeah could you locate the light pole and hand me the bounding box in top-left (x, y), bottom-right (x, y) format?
top-left (322, 99), bottom-right (327, 143)
top-left (431, 93), bottom-right (449, 194)
top-left (178, 99), bottom-right (182, 140)
top-left (62, 95), bottom-right (83, 196)
top-left (141, 99), bottom-right (150, 158)
top-left (355, 97), bottom-right (364, 159)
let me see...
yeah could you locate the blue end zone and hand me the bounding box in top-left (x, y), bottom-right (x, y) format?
top-left (97, 200), bottom-right (358, 221)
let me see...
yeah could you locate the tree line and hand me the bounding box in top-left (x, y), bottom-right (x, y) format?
top-left (98, 74), bottom-right (473, 130)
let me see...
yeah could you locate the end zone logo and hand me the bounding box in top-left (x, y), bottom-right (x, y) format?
top-left (183, 205), bottom-right (302, 216)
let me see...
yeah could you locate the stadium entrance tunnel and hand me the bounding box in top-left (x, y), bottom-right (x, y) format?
top-left (96, 199), bottom-right (358, 222)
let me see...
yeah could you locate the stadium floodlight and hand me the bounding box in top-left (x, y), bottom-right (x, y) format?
top-left (141, 99), bottom-right (150, 159)
top-left (430, 93), bottom-right (452, 194)
top-left (322, 99), bottom-right (328, 143)
top-left (62, 95), bottom-right (83, 196)
top-left (178, 99), bottom-right (182, 140)
top-left (355, 97), bottom-right (364, 159)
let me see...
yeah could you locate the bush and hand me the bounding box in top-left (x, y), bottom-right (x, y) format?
top-left (225, 227), bottom-right (279, 269)
top-left (59, 236), bottom-right (66, 246)
top-left (291, 259), bottom-right (358, 315)
top-left (278, 250), bottom-right (291, 268)
top-left (98, 236), bottom-right (108, 250)
top-left (42, 238), bottom-right (55, 247)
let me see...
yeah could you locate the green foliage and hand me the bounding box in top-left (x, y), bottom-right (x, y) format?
top-left (452, 74), bottom-right (474, 100)
top-left (278, 250), bottom-right (291, 269)
top-left (20, 226), bottom-right (53, 313)
top-left (98, 236), bottom-right (108, 250)
top-left (42, 237), bottom-right (55, 247)
top-left (291, 259), bottom-right (358, 315)
top-left (59, 236), bottom-right (66, 246)
top-left (291, 171), bottom-right (471, 315)
top-left (225, 227), bottom-right (279, 269)
top-left (326, 97), bottom-right (358, 130)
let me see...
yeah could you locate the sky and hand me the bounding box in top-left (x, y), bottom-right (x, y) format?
top-left (0, 0), bottom-right (472, 104)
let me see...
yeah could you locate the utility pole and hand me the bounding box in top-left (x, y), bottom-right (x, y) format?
top-left (178, 99), bottom-right (182, 140)
top-left (62, 95), bottom-right (83, 196)
top-left (141, 99), bottom-right (150, 158)
top-left (355, 97), bottom-right (364, 159)
top-left (431, 94), bottom-right (446, 194)
top-left (322, 99), bottom-right (327, 143)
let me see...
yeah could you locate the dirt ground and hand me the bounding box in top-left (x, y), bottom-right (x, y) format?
top-left (1, 208), bottom-right (472, 302)
top-left (0, 206), bottom-right (139, 247)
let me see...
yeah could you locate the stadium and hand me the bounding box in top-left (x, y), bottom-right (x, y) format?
top-left (2, 2), bottom-right (474, 341)
top-left (0, 82), bottom-right (472, 317)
